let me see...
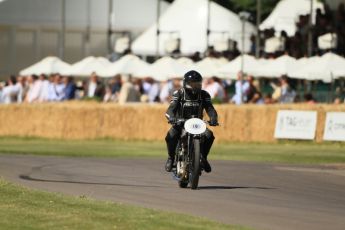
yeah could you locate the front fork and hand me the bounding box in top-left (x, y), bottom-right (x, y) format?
top-left (174, 133), bottom-right (203, 180)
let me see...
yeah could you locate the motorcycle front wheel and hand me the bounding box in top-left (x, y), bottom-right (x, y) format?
top-left (178, 180), bottom-right (188, 188)
top-left (190, 139), bottom-right (201, 190)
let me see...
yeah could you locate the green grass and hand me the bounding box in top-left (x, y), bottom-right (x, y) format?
top-left (0, 178), bottom-right (245, 230)
top-left (0, 137), bottom-right (345, 164)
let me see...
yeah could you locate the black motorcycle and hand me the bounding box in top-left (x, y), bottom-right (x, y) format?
top-left (169, 118), bottom-right (216, 190)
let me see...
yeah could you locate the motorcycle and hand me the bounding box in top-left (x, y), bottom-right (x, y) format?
top-left (169, 118), bottom-right (217, 190)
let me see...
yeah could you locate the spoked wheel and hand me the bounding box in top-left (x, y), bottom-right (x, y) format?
top-left (178, 180), bottom-right (188, 188)
top-left (190, 139), bottom-right (201, 190)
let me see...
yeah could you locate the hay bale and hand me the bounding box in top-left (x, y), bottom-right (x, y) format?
top-left (0, 102), bottom-right (345, 142)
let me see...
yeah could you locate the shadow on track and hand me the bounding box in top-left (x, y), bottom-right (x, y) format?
top-left (198, 185), bottom-right (275, 190)
top-left (19, 175), bottom-right (163, 188)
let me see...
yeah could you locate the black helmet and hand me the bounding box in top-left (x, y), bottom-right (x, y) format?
top-left (183, 70), bottom-right (202, 94)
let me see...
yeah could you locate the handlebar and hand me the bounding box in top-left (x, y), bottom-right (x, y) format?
top-left (168, 118), bottom-right (219, 126)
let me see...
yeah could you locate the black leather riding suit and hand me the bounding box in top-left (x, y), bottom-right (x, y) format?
top-left (165, 88), bottom-right (218, 159)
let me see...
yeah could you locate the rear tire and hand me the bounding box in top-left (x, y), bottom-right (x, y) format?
top-left (190, 139), bottom-right (201, 190)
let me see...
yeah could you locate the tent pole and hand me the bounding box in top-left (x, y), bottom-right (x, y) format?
top-left (206, 0), bottom-right (211, 50)
top-left (239, 12), bottom-right (250, 73)
top-left (85, 0), bottom-right (91, 57)
top-left (330, 73), bottom-right (334, 103)
top-left (307, 0), bottom-right (313, 57)
top-left (255, 0), bottom-right (261, 58)
top-left (107, 0), bottom-right (113, 54)
top-left (313, 80), bottom-right (317, 93)
top-left (59, 0), bottom-right (66, 60)
top-left (297, 79), bottom-right (302, 102)
top-left (241, 20), bottom-right (245, 72)
top-left (156, 0), bottom-right (161, 59)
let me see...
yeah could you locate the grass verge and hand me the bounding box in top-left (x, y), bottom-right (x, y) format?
top-left (0, 137), bottom-right (345, 164)
top-left (0, 178), bottom-right (245, 230)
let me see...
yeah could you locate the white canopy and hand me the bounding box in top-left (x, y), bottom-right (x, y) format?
top-left (132, 0), bottom-right (256, 56)
top-left (176, 57), bottom-right (194, 66)
top-left (194, 57), bottom-right (228, 78)
top-left (216, 55), bottom-right (263, 79)
top-left (139, 56), bottom-right (189, 81)
top-left (19, 56), bottom-right (71, 76)
top-left (256, 55), bottom-right (297, 77)
top-left (63, 56), bottom-right (112, 76)
top-left (98, 54), bottom-right (149, 77)
top-left (289, 52), bottom-right (345, 82)
top-left (260, 0), bottom-right (324, 36)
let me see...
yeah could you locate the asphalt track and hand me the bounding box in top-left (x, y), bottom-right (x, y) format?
top-left (1, 155), bottom-right (345, 230)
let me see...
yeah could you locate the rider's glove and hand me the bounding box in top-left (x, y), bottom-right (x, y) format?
top-left (168, 117), bottom-right (178, 124)
top-left (209, 119), bottom-right (219, 126)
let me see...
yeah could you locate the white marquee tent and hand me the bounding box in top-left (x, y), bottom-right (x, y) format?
top-left (139, 56), bottom-right (190, 81)
top-left (289, 52), bottom-right (345, 82)
top-left (216, 55), bottom-right (263, 79)
top-left (62, 56), bottom-right (112, 76)
top-left (98, 54), bottom-right (149, 77)
top-left (19, 56), bottom-right (71, 76)
top-left (260, 0), bottom-right (324, 36)
top-left (256, 55), bottom-right (297, 77)
top-left (132, 0), bottom-right (256, 56)
top-left (176, 57), bottom-right (194, 66)
top-left (193, 57), bottom-right (228, 78)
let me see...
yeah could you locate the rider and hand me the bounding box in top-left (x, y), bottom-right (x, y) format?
top-left (165, 70), bottom-right (218, 173)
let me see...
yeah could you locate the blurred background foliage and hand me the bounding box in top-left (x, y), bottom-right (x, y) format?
top-left (165, 0), bottom-right (281, 23)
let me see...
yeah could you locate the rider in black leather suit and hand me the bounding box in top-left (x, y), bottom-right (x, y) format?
top-left (165, 70), bottom-right (218, 173)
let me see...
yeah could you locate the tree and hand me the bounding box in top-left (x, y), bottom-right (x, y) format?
top-left (215, 0), bottom-right (280, 23)
top-left (164, 0), bottom-right (281, 23)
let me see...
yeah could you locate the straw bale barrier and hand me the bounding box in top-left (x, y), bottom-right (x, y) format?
top-left (0, 102), bottom-right (344, 142)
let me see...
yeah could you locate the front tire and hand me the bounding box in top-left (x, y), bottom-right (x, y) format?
top-left (190, 139), bottom-right (201, 190)
top-left (178, 180), bottom-right (188, 188)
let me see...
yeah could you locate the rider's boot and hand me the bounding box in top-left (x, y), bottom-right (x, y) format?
top-left (202, 131), bottom-right (214, 173)
top-left (201, 156), bottom-right (212, 173)
top-left (165, 156), bottom-right (174, 172)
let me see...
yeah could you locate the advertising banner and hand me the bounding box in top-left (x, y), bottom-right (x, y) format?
top-left (323, 112), bottom-right (345, 141)
top-left (274, 110), bottom-right (317, 140)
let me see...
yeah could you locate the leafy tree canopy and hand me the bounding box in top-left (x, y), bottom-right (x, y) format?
top-left (164, 0), bottom-right (281, 23)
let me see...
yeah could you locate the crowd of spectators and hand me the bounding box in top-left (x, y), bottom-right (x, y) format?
top-left (197, 3), bottom-right (345, 60)
top-left (255, 3), bottom-right (345, 59)
top-left (2, 70), bottom-right (343, 105)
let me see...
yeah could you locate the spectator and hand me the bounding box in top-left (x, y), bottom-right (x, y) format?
top-left (110, 74), bottom-right (122, 96)
top-left (48, 74), bottom-right (65, 102)
top-left (263, 93), bottom-right (274, 104)
top-left (118, 75), bottom-right (140, 104)
top-left (0, 82), bottom-right (3, 102)
top-left (103, 85), bottom-right (115, 103)
top-left (25, 75), bottom-right (41, 103)
top-left (159, 78), bottom-right (181, 103)
top-left (1, 75), bottom-right (18, 104)
top-left (38, 74), bottom-right (50, 102)
top-left (270, 79), bottom-right (282, 103)
top-left (63, 76), bottom-right (76, 100)
top-left (84, 72), bottom-right (105, 100)
top-left (304, 93), bottom-right (316, 104)
top-left (333, 97), bottom-right (343, 104)
top-left (230, 71), bottom-right (249, 105)
top-left (280, 75), bottom-right (296, 103)
top-left (14, 76), bottom-right (28, 103)
top-left (244, 75), bottom-right (258, 103)
top-left (142, 77), bottom-right (160, 103)
top-left (204, 77), bottom-right (225, 102)
top-left (250, 92), bottom-right (264, 104)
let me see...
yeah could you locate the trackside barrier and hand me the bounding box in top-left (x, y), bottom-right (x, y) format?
top-left (0, 102), bottom-right (345, 142)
